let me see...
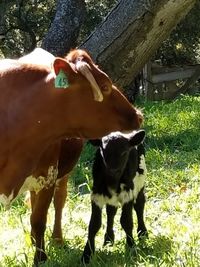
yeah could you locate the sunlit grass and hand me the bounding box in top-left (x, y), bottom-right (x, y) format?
top-left (0, 95), bottom-right (199, 266)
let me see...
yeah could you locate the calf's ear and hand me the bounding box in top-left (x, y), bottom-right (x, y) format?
top-left (129, 130), bottom-right (145, 146)
top-left (88, 139), bottom-right (102, 147)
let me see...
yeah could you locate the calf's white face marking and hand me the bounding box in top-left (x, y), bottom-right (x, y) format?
top-left (92, 154), bottom-right (147, 209)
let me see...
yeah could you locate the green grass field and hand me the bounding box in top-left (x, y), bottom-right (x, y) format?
top-left (0, 95), bottom-right (199, 267)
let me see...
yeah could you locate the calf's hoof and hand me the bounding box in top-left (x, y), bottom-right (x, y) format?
top-left (81, 253), bottom-right (91, 265)
top-left (138, 228), bottom-right (148, 239)
top-left (126, 236), bottom-right (136, 248)
top-left (81, 242), bottom-right (93, 264)
top-left (103, 232), bottom-right (114, 246)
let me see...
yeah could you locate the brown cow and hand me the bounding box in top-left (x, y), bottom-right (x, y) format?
top-left (29, 138), bottom-right (83, 264)
top-left (0, 48), bottom-right (143, 264)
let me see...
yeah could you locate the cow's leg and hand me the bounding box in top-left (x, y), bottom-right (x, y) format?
top-left (134, 188), bottom-right (148, 238)
top-left (30, 191), bottom-right (36, 245)
top-left (82, 201), bottom-right (102, 264)
top-left (30, 185), bottom-right (55, 265)
top-left (120, 200), bottom-right (135, 247)
top-left (52, 175), bottom-right (68, 244)
top-left (103, 204), bottom-right (117, 246)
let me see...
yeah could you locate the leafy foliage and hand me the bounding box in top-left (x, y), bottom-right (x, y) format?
top-left (0, 0), bottom-right (199, 66)
top-left (79, 0), bottom-right (117, 41)
top-left (0, 0), bottom-right (117, 58)
top-left (0, 0), bottom-right (56, 57)
top-left (155, 1), bottom-right (200, 65)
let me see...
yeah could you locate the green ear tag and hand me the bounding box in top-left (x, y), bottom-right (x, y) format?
top-left (55, 69), bottom-right (69, 89)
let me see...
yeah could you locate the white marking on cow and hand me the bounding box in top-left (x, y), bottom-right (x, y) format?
top-left (0, 165), bottom-right (59, 209)
top-left (91, 193), bottom-right (119, 209)
top-left (0, 191), bottom-right (14, 209)
top-left (91, 154), bottom-right (147, 208)
top-left (19, 48), bottom-right (55, 66)
top-left (19, 176), bottom-right (46, 194)
top-left (0, 59), bottom-right (19, 71)
top-left (118, 184), bottom-right (134, 205)
top-left (19, 165), bottom-right (58, 195)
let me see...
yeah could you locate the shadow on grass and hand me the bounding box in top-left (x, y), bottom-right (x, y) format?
top-left (133, 234), bottom-right (173, 265)
top-left (39, 240), bottom-right (84, 267)
top-left (40, 234), bottom-right (173, 267)
top-left (89, 234), bottom-right (173, 267)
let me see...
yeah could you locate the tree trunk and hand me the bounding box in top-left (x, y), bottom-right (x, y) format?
top-left (81, 0), bottom-right (196, 89)
top-left (0, 0), bottom-right (7, 40)
top-left (42, 0), bottom-right (86, 57)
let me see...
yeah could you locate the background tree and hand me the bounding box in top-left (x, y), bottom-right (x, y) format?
top-left (42, 0), bottom-right (86, 56)
top-left (0, 0), bottom-right (56, 57)
top-left (80, 0), bottom-right (197, 90)
top-left (79, 0), bottom-right (117, 40)
top-left (155, 0), bottom-right (200, 65)
top-left (0, 0), bottom-right (198, 93)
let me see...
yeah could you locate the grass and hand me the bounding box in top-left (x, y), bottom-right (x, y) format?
top-left (0, 95), bottom-right (199, 267)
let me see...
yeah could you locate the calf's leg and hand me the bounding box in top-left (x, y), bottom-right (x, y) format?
top-left (104, 204), bottom-right (117, 246)
top-left (120, 200), bottom-right (135, 247)
top-left (30, 185), bottom-right (55, 265)
top-left (133, 188), bottom-right (148, 238)
top-left (82, 201), bottom-right (102, 264)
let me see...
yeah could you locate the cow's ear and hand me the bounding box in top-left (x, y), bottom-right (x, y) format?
top-left (53, 57), bottom-right (76, 75)
top-left (129, 130), bottom-right (145, 146)
top-left (53, 58), bottom-right (77, 88)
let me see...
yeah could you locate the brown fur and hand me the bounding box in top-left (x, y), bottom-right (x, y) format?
top-left (30, 138), bottom-right (83, 264)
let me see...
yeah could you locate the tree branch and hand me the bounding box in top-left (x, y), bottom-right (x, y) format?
top-left (81, 0), bottom-right (196, 89)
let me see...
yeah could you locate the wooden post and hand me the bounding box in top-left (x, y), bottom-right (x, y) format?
top-left (172, 65), bottom-right (200, 98)
top-left (143, 61), bottom-right (154, 100)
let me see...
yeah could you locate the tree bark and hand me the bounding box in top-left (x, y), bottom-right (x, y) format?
top-left (42, 0), bottom-right (86, 57)
top-left (0, 0), bottom-right (7, 39)
top-left (81, 0), bottom-right (196, 89)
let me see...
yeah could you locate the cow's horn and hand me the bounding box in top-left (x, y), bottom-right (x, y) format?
top-left (76, 61), bottom-right (103, 102)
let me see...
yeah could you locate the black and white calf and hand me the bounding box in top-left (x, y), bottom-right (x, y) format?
top-left (82, 130), bottom-right (148, 264)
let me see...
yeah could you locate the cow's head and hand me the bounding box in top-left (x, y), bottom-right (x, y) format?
top-left (53, 49), bottom-right (113, 102)
top-left (51, 49), bottom-right (143, 138)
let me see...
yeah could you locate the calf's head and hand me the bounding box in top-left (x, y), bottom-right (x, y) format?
top-left (52, 49), bottom-right (143, 138)
top-left (90, 130), bottom-right (145, 174)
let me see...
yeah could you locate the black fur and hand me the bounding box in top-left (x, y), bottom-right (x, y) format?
top-left (82, 130), bottom-right (148, 264)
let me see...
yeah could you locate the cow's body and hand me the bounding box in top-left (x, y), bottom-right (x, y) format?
top-left (82, 130), bottom-right (148, 263)
top-left (0, 48), bottom-right (142, 265)
top-left (0, 48), bottom-right (142, 208)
